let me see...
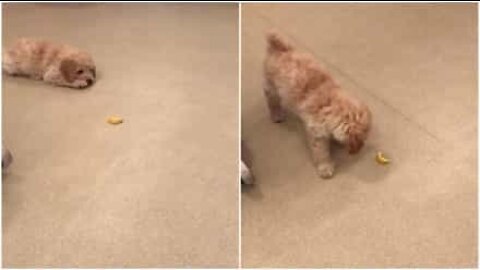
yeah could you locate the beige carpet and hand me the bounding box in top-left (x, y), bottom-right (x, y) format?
top-left (2, 3), bottom-right (238, 268)
top-left (241, 3), bottom-right (477, 268)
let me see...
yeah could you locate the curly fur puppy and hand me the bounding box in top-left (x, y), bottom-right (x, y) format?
top-left (264, 32), bottom-right (371, 179)
top-left (3, 38), bottom-right (96, 89)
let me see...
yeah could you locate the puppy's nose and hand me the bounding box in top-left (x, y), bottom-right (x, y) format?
top-left (86, 79), bottom-right (93, 86)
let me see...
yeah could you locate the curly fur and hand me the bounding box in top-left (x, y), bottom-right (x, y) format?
top-left (3, 38), bottom-right (96, 89)
top-left (263, 31), bottom-right (371, 179)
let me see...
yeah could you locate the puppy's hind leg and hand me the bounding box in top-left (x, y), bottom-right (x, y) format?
top-left (306, 127), bottom-right (335, 179)
top-left (263, 78), bottom-right (286, 123)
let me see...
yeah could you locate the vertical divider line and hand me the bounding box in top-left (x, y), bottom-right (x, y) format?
top-left (476, 3), bottom-right (480, 267)
top-left (238, 1), bottom-right (242, 269)
top-left (0, 2), bottom-right (4, 268)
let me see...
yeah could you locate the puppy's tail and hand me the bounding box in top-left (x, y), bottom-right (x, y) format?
top-left (266, 30), bottom-right (293, 53)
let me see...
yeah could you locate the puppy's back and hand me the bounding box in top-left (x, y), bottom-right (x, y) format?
top-left (4, 38), bottom-right (65, 76)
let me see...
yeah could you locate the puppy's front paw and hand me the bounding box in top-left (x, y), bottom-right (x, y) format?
top-left (317, 162), bottom-right (335, 179)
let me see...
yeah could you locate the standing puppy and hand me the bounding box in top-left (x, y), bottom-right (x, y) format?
top-left (263, 32), bottom-right (371, 179)
top-left (3, 38), bottom-right (96, 89)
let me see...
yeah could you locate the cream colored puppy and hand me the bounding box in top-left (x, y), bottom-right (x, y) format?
top-left (3, 38), bottom-right (96, 89)
top-left (264, 32), bottom-right (371, 179)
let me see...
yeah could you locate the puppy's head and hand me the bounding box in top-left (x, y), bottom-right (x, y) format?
top-left (333, 105), bottom-right (371, 154)
top-left (346, 106), bottom-right (371, 154)
top-left (60, 55), bottom-right (96, 89)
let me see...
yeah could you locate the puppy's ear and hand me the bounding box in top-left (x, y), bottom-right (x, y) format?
top-left (348, 133), bottom-right (363, 154)
top-left (60, 59), bottom-right (77, 83)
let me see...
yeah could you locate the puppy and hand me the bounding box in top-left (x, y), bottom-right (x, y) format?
top-left (263, 31), bottom-right (371, 179)
top-left (3, 38), bottom-right (96, 89)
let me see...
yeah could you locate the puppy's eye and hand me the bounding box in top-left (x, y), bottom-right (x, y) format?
top-left (76, 69), bottom-right (84, 75)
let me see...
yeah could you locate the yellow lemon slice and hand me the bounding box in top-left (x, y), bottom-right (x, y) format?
top-left (107, 116), bottom-right (123, 125)
top-left (375, 152), bottom-right (390, 165)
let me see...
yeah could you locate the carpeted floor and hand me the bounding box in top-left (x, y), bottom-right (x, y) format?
top-left (241, 3), bottom-right (477, 268)
top-left (2, 3), bottom-right (238, 268)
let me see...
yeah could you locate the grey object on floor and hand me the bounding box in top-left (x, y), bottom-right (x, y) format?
top-left (241, 141), bottom-right (254, 185)
top-left (2, 147), bottom-right (13, 170)
top-left (241, 161), bottom-right (253, 185)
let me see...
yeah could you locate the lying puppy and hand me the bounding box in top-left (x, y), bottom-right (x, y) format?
top-left (264, 32), bottom-right (371, 179)
top-left (3, 38), bottom-right (96, 89)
